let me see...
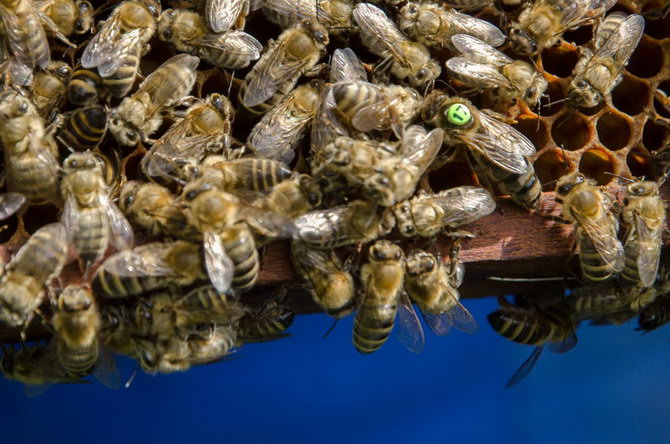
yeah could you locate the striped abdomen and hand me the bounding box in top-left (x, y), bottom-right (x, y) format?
top-left (620, 234), bottom-right (642, 287)
top-left (353, 300), bottom-right (397, 354)
top-left (638, 297), bottom-right (670, 332)
top-left (3, 0), bottom-right (50, 68)
top-left (101, 47), bottom-right (140, 98)
top-left (67, 69), bottom-right (103, 106)
top-left (93, 268), bottom-right (168, 298)
top-left (57, 338), bottom-right (98, 377)
top-left (578, 231), bottom-right (615, 284)
top-left (487, 308), bottom-right (559, 346)
top-left (471, 152), bottom-right (541, 209)
top-left (228, 159), bottom-right (291, 191)
top-left (58, 106), bottom-right (108, 151)
top-left (569, 285), bottom-right (627, 317)
top-left (220, 224), bottom-right (259, 291)
top-left (332, 82), bottom-right (384, 122)
top-left (238, 305), bottom-right (295, 342)
top-left (7, 152), bottom-right (59, 204)
top-left (237, 81), bottom-right (281, 115)
top-left (73, 206), bottom-right (108, 263)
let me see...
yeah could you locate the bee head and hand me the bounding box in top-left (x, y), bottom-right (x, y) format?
top-left (509, 26), bottom-right (537, 56)
top-left (556, 173), bottom-right (585, 196)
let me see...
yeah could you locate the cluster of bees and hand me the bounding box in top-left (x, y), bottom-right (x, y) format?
top-left (0, 0), bottom-right (666, 391)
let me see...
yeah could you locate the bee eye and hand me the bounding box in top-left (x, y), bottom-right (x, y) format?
top-left (126, 131), bottom-right (137, 142)
top-left (18, 102), bottom-right (27, 113)
top-left (123, 193), bottom-right (135, 208)
top-left (408, 4), bottom-right (418, 14)
top-left (167, 9), bottom-right (176, 17)
top-left (112, 118), bottom-right (120, 126)
top-left (74, 19), bottom-right (84, 31)
top-left (575, 174), bottom-right (585, 183)
top-left (404, 225), bottom-right (414, 234)
top-left (307, 192), bottom-right (319, 205)
top-left (185, 190), bottom-right (200, 201)
top-left (402, 204), bottom-right (410, 213)
top-left (372, 247), bottom-right (384, 261)
top-left (623, 198), bottom-right (629, 205)
top-left (557, 184), bottom-right (571, 195)
top-left (163, 28), bottom-right (172, 39)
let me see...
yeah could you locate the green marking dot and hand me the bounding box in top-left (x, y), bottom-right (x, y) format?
top-left (446, 103), bottom-right (472, 126)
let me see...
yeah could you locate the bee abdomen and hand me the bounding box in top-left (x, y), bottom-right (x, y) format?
top-left (246, 159), bottom-right (292, 191)
top-left (57, 339), bottom-right (98, 377)
top-left (580, 236), bottom-right (615, 283)
top-left (93, 269), bottom-right (164, 299)
top-left (238, 308), bottom-right (295, 341)
top-left (58, 106), bottom-right (108, 151)
top-left (487, 309), bottom-right (553, 346)
top-left (353, 304), bottom-right (396, 354)
top-left (101, 50), bottom-right (140, 98)
top-left (474, 153), bottom-right (541, 209)
top-left (74, 208), bottom-right (108, 262)
top-left (68, 69), bottom-right (102, 106)
top-left (221, 228), bottom-right (259, 292)
top-left (332, 82), bottom-right (382, 116)
top-left (638, 299), bottom-right (670, 332)
top-left (9, 155), bottom-right (58, 203)
top-left (620, 239), bottom-right (642, 287)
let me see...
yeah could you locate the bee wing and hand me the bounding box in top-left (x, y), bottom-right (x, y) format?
top-left (442, 12), bottom-right (505, 47)
top-left (553, 0), bottom-right (617, 35)
top-left (92, 348), bottom-right (122, 390)
top-left (396, 291), bottom-right (425, 354)
top-left (451, 34), bottom-right (512, 66)
top-left (98, 192), bottom-right (134, 251)
top-left (467, 110), bottom-right (535, 174)
top-left (421, 310), bottom-right (453, 336)
top-left (192, 31), bottom-right (262, 67)
top-left (294, 206), bottom-right (348, 245)
top-left (203, 231), bottom-right (235, 294)
top-left (206, 0), bottom-right (248, 32)
top-left (353, 3), bottom-right (408, 63)
top-left (330, 48), bottom-right (368, 83)
top-left (400, 126), bottom-right (444, 174)
top-left (101, 246), bottom-right (175, 277)
top-left (443, 0), bottom-right (491, 11)
top-left (82, 20), bottom-right (143, 77)
top-left (547, 331), bottom-right (578, 354)
top-left (505, 345), bottom-right (543, 388)
top-left (432, 186), bottom-right (497, 227)
top-left (135, 54), bottom-right (199, 116)
top-left (291, 241), bottom-right (340, 275)
top-left (446, 57), bottom-right (514, 90)
top-left (590, 14), bottom-right (644, 76)
top-left (0, 192), bottom-right (25, 219)
top-left (62, 193), bottom-right (81, 241)
top-left (0, 58), bottom-right (33, 86)
top-left (449, 301), bottom-right (479, 334)
top-left (574, 209), bottom-right (625, 272)
top-left (262, 0), bottom-right (321, 24)
top-left (0, 2), bottom-right (50, 68)
top-left (350, 101), bottom-right (390, 133)
top-left (311, 86), bottom-right (349, 153)
top-left (632, 212), bottom-right (663, 288)
top-left (241, 205), bottom-right (297, 238)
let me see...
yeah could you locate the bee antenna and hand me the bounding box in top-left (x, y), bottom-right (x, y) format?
top-left (322, 318), bottom-right (338, 338)
top-left (603, 172), bottom-right (634, 184)
top-left (124, 367), bottom-right (138, 389)
top-left (227, 71), bottom-right (235, 98)
top-left (542, 97), bottom-right (569, 108)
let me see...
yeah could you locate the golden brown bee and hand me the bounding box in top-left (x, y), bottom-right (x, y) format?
top-left (158, 9), bottom-right (261, 70)
top-left (109, 53), bottom-right (199, 146)
top-left (446, 34), bottom-right (548, 110)
top-left (261, 0), bottom-right (353, 32)
top-left (404, 246), bottom-right (478, 336)
top-left (247, 83), bottom-right (320, 164)
top-left (237, 295), bottom-right (295, 342)
top-left (30, 61), bottom-right (71, 119)
top-left (568, 283), bottom-right (658, 324)
top-left (353, 3), bottom-right (440, 89)
top-left (265, 174), bottom-right (323, 219)
top-left (291, 241), bottom-right (355, 318)
top-left (567, 13), bottom-right (644, 108)
top-left (619, 179), bottom-right (665, 288)
top-left (141, 93), bottom-right (234, 181)
top-left (294, 200), bottom-right (395, 249)
top-left (354, 240), bottom-right (424, 354)
top-left (204, 0), bottom-right (251, 33)
top-left (397, 2), bottom-right (505, 50)
top-left (93, 241), bottom-right (207, 299)
top-left (66, 68), bottom-right (105, 106)
top-left (509, 0), bottom-right (616, 56)
top-left (0, 223), bottom-right (69, 328)
top-left (555, 172), bottom-right (624, 284)
top-left (35, 0), bottom-right (94, 39)
top-left (0, 0), bottom-right (51, 71)
top-left (56, 106), bottom-right (108, 151)
top-left (119, 181), bottom-right (193, 239)
top-left (238, 21), bottom-right (329, 114)
top-left (422, 93), bottom-right (541, 209)
top-left (392, 187), bottom-right (496, 238)
top-left (2, 110), bottom-right (61, 204)
top-left (219, 222), bottom-right (260, 292)
top-left (488, 296), bottom-right (578, 387)
top-left (81, 0), bottom-right (161, 98)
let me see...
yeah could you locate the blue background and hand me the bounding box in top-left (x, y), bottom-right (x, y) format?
top-left (1, 296), bottom-right (669, 444)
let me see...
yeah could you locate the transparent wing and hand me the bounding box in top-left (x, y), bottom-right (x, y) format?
top-left (442, 12), bottom-right (505, 47)
top-left (547, 331), bottom-right (578, 354)
top-left (422, 310), bottom-right (453, 336)
top-left (330, 48), bottom-right (368, 83)
top-left (192, 31), bottom-right (261, 68)
top-left (505, 345), bottom-right (543, 388)
top-left (207, 0), bottom-right (247, 32)
top-left (0, 58), bottom-right (33, 86)
top-left (431, 186), bottom-right (497, 227)
top-left (262, 0), bottom-right (323, 24)
top-left (449, 301), bottom-right (479, 334)
top-left (0, 1), bottom-right (50, 68)
top-left (294, 206), bottom-right (349, 245)
top-left (99, 193), bottom-right (134, 251)
top-left (241, 205), bottom-right (297, 238)
top-left (33, 142), bottom-right (60, 185)
top-left (451, 34), bottom-right (512, 66)
top-left (574, 210), bottom-right (625, 272)
top-left (400, 126), bottom-right (443, 174)
top-left (554, 0), bottom-right (617, 34)
top-left (93, 347), bottom-right (122, 390)
top-left (81, 11), bottom-right (122, 69)
top-left (446, 57), bottom-right (513, 89)
top-left (100, 244), bottom-right (175, 277)
top-left (353, 3), bottom-right (408, 63)
top-left (134, 54), bottom-right (199, 117)
top-left (396, 291), bottom-right (425, 353)
top-left (291, 241), bottom-right (337, 275)
top-left (633, 212), bottom-right (663, 288)
top-left (24, 383), bottom-right (55, 398)
top-left (311, 86), bottom-right (349, 153)
top-left (590, 14), bottom-right (644, 76)
top-left (0, 192), bottom-right (25, 219)
top-left (61, 193), bottom-right (81, 241)
top-left (350, 101), bottom-right (389, 133)
top-left (204, 231), bottom-right (234, 293)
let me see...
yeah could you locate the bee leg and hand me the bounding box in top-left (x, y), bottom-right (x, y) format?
top-left (443, 229), bottom-right (476, 239)
top-left (304, 63), bottom-right (328, 78)
top-left (541, 214), bottom-right (571, 225)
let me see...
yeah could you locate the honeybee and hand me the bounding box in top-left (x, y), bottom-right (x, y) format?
top-left (354, 240), bottom-right (425, 354)
top-left (422, 93), bottom-right (541, 209)
top-left (0, 192), bottom-right (26, 220)
top-left (397, 2), bottom-right (505, 51)
top-left (393, 187), bottom-right (496, 237)
top-left (488, 296), bottom-right (578, 387)
top-left (261, 0), bottom-right (353, 31)
top-left (109, 53), bottom-right (199, 146)
top-left (294, 200), bottom-right (394, 249)
top-left (60, 152), bottom-right (134, 264)
top-left (446, 34), bottom-right (548, 109)
top-left (66, 68), bottom-right (105, 106)
top-left (93, 241), bottom-right (207, 299)
top-left (141, 93), bottom-right (234, 181)
top-left (2, 110), bottom-right (61, 204)
top-left (81, 0), bottom-right (160, 97)
top-left (353, 3), bottom-right (441, 89)
top-left (119, 181), bottom-right (194, 239)
top-left (30, 61), bottom-right (71, 119)
top-left (238, 21), bottom-right (329, 113)
top-left (0, 223), bottom-right (69, 328)
top-left (509, 0), bottom-right (616, 56)
top-left (567, 13), bottom-right (644, 109)
top-left (35, 0), bottom-right (94, 39)
top-left (57, 106), bottom-right (108, 151)
top-left (219, 222), bottom-right (260, 292)
top-left (619, 179), bottom-right (665, 288)
top-left (237, 294), bottom-right (295, 342)
top-left (404, 246), bottom-right (478, 336)
top-left (568, 283), bottom-right (656, 323)
top-left (51, 285), bottom-right (101, 378)
top-left (265, 174), bottom-right (323, 219)
top-left (638, 294), bottom-right (670, 333)
top-left (0, 0), bottom-right (50, 71)
top-left (329, 47), bottom-right (367, 84)
top-left (158, 9), bottom-right (261, 70)
top-left (291, 241), bottom-right (355, 318)
top-left (204, 0), bottom-right (252, 32)
top-left (247, 83), bottom-right (320, 164)
top-left (555, 172), bottom-right (624, 284)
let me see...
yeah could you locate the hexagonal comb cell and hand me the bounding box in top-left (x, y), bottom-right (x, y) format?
top-left (642, 118), bottom-right (670, 151)
top-left (627, 147), bottom-right (652, 178)
top-left (22, 205), bottom-right (59, 235)
top-left (541, 47), bottom-right (579, 78)
top-left (579, 148), bottom-right (616, 185)
top-left (513, 116), bottom-right (549, 150)
top-left (611, 74), bottom-right (651, 115)
top-left (644, 11), bottom-right (670, 40)
top-left (626, 36), bottom-right (664, 79)
top-left (551, 113), bottom-right (591, 151)
top-left (534, 150), bottom-right (569, 191)
top-left (563, 25), bottom-right (594, 46)
top-left (654, 79), bottom-right (670, 118)
top-left (597, 112), bottom-right (631, 151)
